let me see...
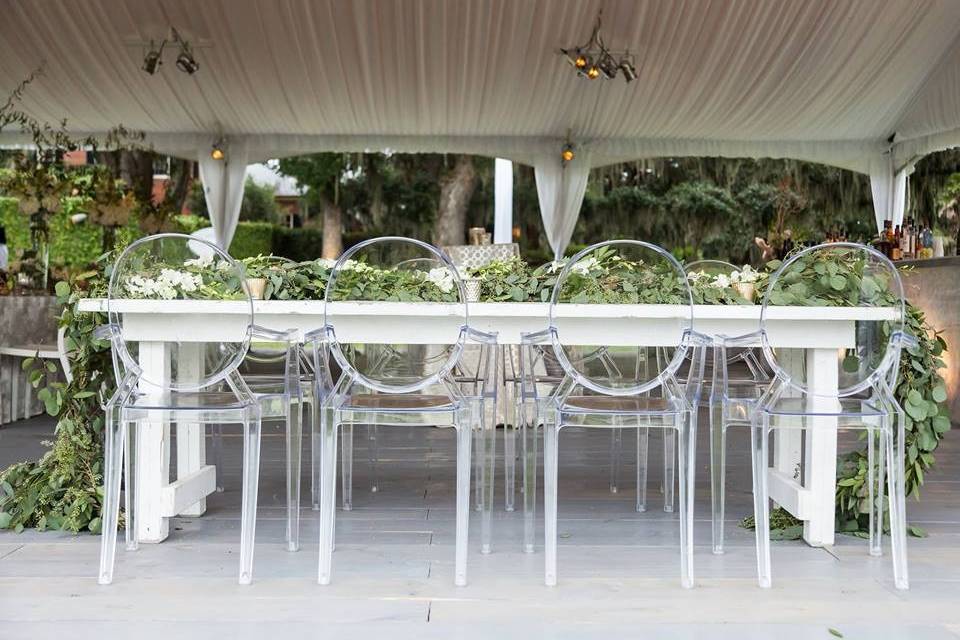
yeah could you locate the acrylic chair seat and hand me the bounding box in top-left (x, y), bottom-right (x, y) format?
top-left (560, 394), bottom-right (681, 415)
top-left (761, 396), bottom-right (886, 418)
top-left (342, 393), bottom-right (453, 411)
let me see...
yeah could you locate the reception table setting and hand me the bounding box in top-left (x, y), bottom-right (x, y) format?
top-left (67, 232), bottom-right (944, 592)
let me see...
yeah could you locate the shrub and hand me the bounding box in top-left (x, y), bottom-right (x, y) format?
top-left (229, 221), bottom-right (274, 258)
top-left (0, 197), bottom-right (118, 268)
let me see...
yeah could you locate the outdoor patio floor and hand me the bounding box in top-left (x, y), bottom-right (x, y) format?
top-left (1, 412), bottom-right (959, 639)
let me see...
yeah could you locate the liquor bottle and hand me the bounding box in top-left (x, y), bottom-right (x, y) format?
top-left (880, 220), bottom-right (893, 258)
top-left (892, 225), bottom-right (902, 260)
top-left (908, 218), bottom-right (916, 257)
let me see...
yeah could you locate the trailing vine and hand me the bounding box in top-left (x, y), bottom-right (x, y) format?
top-left (0, 257), bottom-right (112, 533)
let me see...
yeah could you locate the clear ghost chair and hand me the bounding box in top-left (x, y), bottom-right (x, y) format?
top-left (607, 259), bottom-right (768, 514)
top-left (717, 242), bottom-right (911, 589)
top-left (207, 255), bottom-right (316, 552)
top-left (684, 259), bottom-right (771, 554)
top-left (307, 237), bottom-right (497, 586)
top-left (520, 240), bottom-right (708, 588)
top-left (95, 233), bottom-right (301, 585)
top-left (334, 258), bottom-right (440, 509)
top-left (334, 256), bottom-right (495, 515)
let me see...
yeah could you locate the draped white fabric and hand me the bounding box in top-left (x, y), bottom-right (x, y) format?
top-left (197, 137), bottom-right (250, 249)
top-left (535, 152), bottom-right (592, 260)
top-left (493, 159), bottom-right (514, 245)
top-left (869, 157), bottom-right (911, 234)
top-left (3, 0), bottom-right (960, 242)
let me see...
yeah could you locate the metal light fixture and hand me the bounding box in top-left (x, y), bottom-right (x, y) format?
top-left (139, 27), bottom-right (200, 75)
top-left (559, 10), bottom-right (637, 84)
top-left (561, 132), bottom-right (575, 166)
top-left (172, 28), bottom-right (199, 74)
top-left (141, 40), bottom-right (165, 75)
top-left (211, 138), bottom-right (225, 160)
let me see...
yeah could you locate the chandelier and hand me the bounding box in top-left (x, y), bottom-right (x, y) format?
top-left (559, 10), bottom-right (637, 83)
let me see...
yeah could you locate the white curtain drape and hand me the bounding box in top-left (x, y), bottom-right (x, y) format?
top-left (534, 152), bottom-right (592, 261)
top-left (869, 155), bottom-right (910, 233)
top-left (197, 137), bottom-right (250, 250)
top-left (494, 158), bottom-right (514, 244)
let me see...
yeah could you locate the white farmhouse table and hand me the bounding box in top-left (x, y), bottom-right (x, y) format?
top-left (78, 299), bottom-right (897, 549)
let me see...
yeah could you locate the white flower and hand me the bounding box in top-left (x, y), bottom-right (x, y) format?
top-left (427, 267), bottom-right (455, 293)
top-left (737, 264), bottom-right (759, 283)
top-left (570, 256), bottom-right (599, 276)
top-left (185, 255), bottom-right (214, 269)
top-left (687, 270), bottom-right (709, 283)
top-left (546, 260), bottom-right (566, 274)
top-left (317, 258), bottom-right (337, 269)
top-left (712, 273), bottom-right (731, 289)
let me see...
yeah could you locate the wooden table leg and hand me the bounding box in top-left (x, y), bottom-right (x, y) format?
top-left (136, 341), bottom-right (171, 543)
top-left (802, 347), bottom-right (839, 547)
top-left (176, 343), bottom-right (206, 517)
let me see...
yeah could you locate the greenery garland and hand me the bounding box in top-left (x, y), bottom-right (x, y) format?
top-left (0, 261), bottom-right (110, 533)
top-left (0, 251), bottom-right (950, 537)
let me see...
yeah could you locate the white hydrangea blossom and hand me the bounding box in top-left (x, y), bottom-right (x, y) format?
top-left (184, 255), bottom-right (214, 269)
top-left (712, 273), bottom-right (731, 289)
top-left (426, 267), bottom-right (455, 293)
top-left (126, 269), bottom-right (203, 299)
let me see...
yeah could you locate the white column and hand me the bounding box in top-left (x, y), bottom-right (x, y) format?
top-left (534, 151), bottom-right (592, 261)
top-left (197, 136), bottom-right (250, 251)
top-left (494, 158), bottom-right (514, 244)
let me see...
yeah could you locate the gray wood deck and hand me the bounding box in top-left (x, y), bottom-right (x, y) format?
top-left (1, 413), bottom-right (958, 639)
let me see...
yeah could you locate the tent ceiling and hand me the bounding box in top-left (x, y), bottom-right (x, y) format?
top-left (2, 0), bottom-right (960, 170)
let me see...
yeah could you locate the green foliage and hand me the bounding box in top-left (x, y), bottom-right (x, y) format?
top-left (0, 262), bottom-right (112, 533)
top-left (229, 222), bottom-right (275, 259)
top-left (238, 178), bottom-right (280, 223)
top-left (188, 179), bottom-right (280, 224)
top-left (172, 213), bottom-right (211, 234)
top-left (834, 302), bottom-right (951, 533)
top-left (0, 197), bottom-right (112, 268)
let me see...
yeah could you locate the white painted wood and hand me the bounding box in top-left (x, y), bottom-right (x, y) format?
top-left (175, 344), bottom-right (206, 517)
top-left (159, 465), bottom-right (217, 518)
top-left (78, 299), bottom-right (896, 349)
top-left (802, 347), bottom-right (840, 547)
top-left (136, 341), bottom-right (171, 543)
top-left (766, 469), bottom-right (811, 520)
top-left (771, 349), bottom-right (804, 511)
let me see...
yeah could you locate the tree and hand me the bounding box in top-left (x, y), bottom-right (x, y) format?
top-left (188, 176), bottom-right (280, 223)
top-left (663, 181), bottom-right (737, 256)
top-left (433, 155), bottom-right (479, 247)
top-left (277, 153), bottom-right (347, 259)
top-left (238, 178), bottom-right (279, 223)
